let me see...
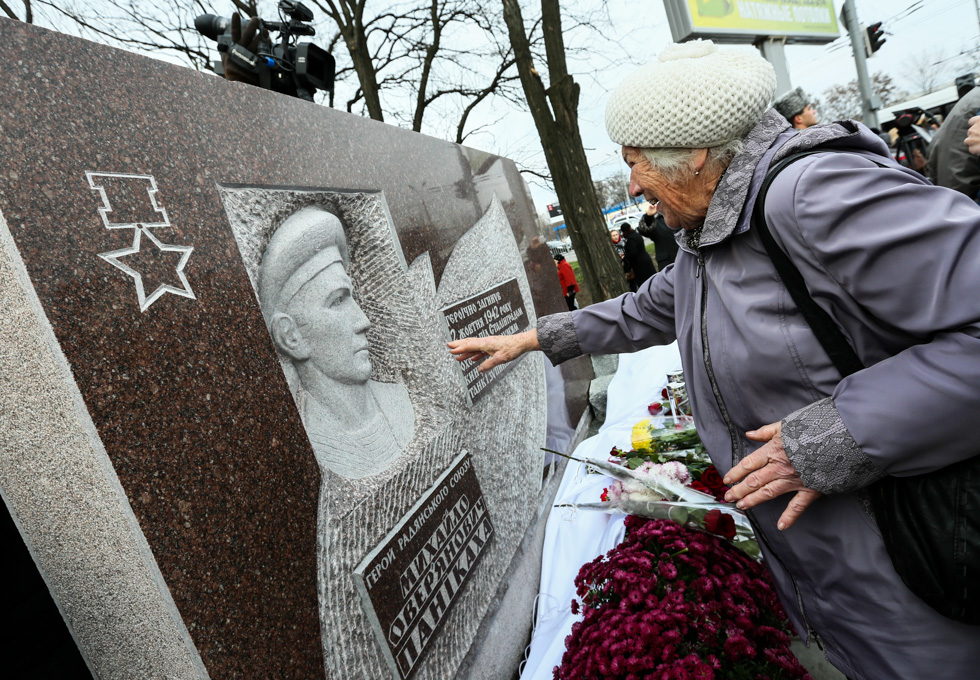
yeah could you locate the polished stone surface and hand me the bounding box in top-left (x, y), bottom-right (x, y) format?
top-left (0, 17), bottom-right (592, 680)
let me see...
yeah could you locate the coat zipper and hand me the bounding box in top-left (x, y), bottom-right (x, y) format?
top-left (695, 253), bottom-right (740, 458)
top-left (695, 250), bottom-right (821, 648)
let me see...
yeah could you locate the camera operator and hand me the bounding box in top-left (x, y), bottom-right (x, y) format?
top-left (928, 86), bottom-right (980, 200)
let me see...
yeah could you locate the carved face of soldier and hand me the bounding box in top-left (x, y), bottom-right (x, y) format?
top-left (283, 262), bottom-right (373, 385)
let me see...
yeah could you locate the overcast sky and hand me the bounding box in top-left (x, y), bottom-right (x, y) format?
top-left (475, 0), bottom-right (980, 213)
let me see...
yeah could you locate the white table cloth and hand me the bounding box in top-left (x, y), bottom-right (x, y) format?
top-left (520, 343), bottom-right (683, 680)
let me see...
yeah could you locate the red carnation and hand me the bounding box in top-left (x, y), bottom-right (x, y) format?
top-left (554, 518), bottom-right (808, 680)
top-left (661, 387), bottom-right (670, 399)
top-left (648, 402), bottom-right (663, 415)
top-left (690, 480), bottom-right (712, 495)
top-left (600, 488), bottom-right (609, 502)
top-left (698, 465), bottom-right (729, 502)
top-left (704, 509), bottom-right (736, 540)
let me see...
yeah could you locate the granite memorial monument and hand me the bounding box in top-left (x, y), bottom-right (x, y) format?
top-left (0, 16), bottom-right (592, 680)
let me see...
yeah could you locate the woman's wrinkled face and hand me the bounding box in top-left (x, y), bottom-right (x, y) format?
top-left (622, 146), bottom-right (711, 231)
top-left (610, 230), bottom-right (621, 244)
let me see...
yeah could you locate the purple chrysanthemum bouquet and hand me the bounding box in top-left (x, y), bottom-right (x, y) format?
top-left (555, 516), bottom-right (812, 680)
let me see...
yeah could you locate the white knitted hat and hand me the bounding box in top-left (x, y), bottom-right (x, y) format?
top-left (605, 40), bottom-right (776, 148)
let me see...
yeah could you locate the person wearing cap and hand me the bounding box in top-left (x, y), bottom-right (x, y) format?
top-left (554, 253), bottom-right (579, 310)
top-left (773, 86), bottom-right (818, 129)
top-left (450, 39), bottom-right (980, 679)
top-left (259, 206), bottom-right (414, 479)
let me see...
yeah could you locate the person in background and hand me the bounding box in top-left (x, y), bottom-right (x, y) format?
top-left (773, 86), bottom-right (818, 129)
top-left (620, 222), bottom-right (656, 290)
top-left (609, 228), bottom-right (626, 260)
top-left (636, 202), bottom-right (679, 271)
top-left (554, 253), bottom-right (578, 311)
top-left (928, 86), bottom-right (980, 199)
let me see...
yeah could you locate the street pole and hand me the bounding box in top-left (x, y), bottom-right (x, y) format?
top-left (975, 0), bottom-right (980, 43)
top-left (757, 37), bottom-right (792, 96)
top-left (842, 0), bottom-right (879, 129)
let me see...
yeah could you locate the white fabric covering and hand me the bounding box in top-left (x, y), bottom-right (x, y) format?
top-left (520, 343), bottom-right (683, 680)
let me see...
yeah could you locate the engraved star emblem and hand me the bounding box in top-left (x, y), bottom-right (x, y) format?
top-left (99, 226), bottom-right (196, 312)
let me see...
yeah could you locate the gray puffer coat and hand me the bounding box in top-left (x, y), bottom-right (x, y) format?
top-left (538, 109), bottom-right (980, 679)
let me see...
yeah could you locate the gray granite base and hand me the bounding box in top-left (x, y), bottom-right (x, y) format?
top-left (0, 215), bottom-right (207, 680)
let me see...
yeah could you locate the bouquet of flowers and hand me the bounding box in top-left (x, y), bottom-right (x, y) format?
top-left (558, 416), bottom-right (759, 559)
top-left (554, 515), bottom-right (812, 680)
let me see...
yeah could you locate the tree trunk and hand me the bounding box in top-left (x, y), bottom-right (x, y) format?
top-left (317, 0), bottom-right (385, 122)
top-left (501, 0), bottom-right (627, 303)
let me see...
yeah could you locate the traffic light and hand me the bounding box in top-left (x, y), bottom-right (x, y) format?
top-left (865, 22), bottom-right (886, 55)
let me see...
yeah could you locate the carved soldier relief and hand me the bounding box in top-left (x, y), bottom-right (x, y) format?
top-left (217, 184), bottom-right (546, 679)
top-left (257, 206), bottom-right (414, 479)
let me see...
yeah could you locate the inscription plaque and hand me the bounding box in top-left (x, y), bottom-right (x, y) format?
top-left (442, 278), bottom-right (529, 403)
top-left (354, 452), bottom-right (495, 680)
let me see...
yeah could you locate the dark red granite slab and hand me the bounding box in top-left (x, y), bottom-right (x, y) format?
top-left (0, 16), bottom-right (591, 678)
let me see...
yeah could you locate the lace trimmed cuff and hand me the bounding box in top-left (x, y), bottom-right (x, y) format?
top-left (781, 398), bottom-right (885, 495)
top-left (536, 312), bottom-right (582, 366)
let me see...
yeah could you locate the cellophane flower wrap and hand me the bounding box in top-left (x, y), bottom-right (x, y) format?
top-left (567, 416), bottom-right (759, 559)
top-left (555, 516), bottom-right (812, 680)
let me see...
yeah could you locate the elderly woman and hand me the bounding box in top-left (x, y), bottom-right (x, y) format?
top-left (449, 41), bottom-right (980, 679)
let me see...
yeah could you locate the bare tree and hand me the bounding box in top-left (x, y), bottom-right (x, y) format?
top-left (502, 0), bottom-right (626, 303)
top-left (1, 0), bottom-right (32, 22)
top-left (817, 72), bottom-right (907, 122)
top-left (592, 177), bottom-right (613, 212)
top-left (903, 47), bottom-right (953, 95)
top-left (30, 1), bottom-right (526, 145)
top-left (309, 0), bottom-right (526, 143)
top-left (15, 1), bottom-right (256, 73)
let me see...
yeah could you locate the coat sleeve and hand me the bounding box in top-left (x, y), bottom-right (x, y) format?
top-left (927, 88), bottom-right (980, 199)
top-left (766, 152), bottom-right (980, 491)
top-left (536, 262), bottom-right (677, 365)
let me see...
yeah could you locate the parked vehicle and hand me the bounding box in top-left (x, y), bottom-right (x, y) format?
top-left (547, 240), bottom-right (572, 257)
top-left (609, 213), bottom-right (640, 232)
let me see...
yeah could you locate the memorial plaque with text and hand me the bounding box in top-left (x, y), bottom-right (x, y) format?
top-left (442, 278), bottom-right (529, 403)
top-left (354, 452), bottom-right (494, 680)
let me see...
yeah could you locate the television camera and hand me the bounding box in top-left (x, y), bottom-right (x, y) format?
top-left (892, 107), bottom-right (938, 172)
top-left (195, 1), bottom-right (334, 102)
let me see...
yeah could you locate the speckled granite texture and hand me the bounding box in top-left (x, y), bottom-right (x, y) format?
top-left (0, 17), bottom-right (589, 680)
top-left (0, 215), bottom-right (208, 680)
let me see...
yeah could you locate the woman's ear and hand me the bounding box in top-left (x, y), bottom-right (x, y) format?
top-left (270, 312), bottom-right (311, 361)
top-left (693, 148), bottom-right (710, 175)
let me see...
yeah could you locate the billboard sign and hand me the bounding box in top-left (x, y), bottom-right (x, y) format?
top-left (664, 0), bottom-right (839, 45)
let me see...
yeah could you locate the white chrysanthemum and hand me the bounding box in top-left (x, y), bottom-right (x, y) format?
top-left (660, 461), bottom-right (693, 485)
